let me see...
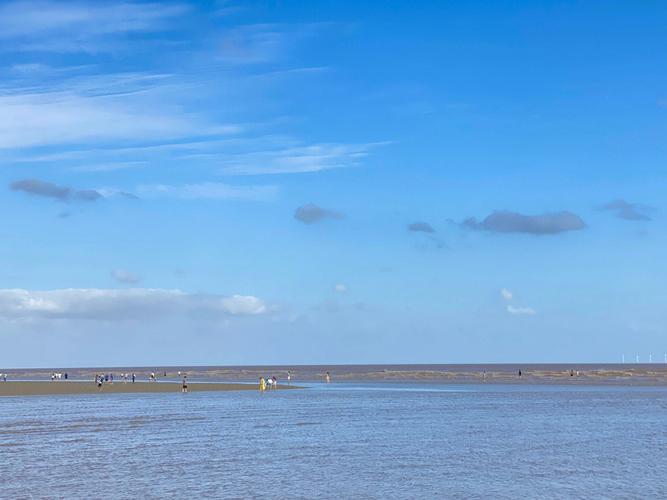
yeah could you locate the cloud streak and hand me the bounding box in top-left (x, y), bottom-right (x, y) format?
top-left (463, 210), bottom-right (586, 235)
top-left (0, 1), bottom-right (187, 52)
top-left (219, 143), bottom-right (381, 175)
top-left (137, 183), bottom-right (278, 202)
top-left (0, 288), bottom-right (268, 320)
top-left (598, 199), bottom-right (652, 221)
top-left (507, 305), bottom-right (536, 316)
top-left (0, 87), bottom-right (201, 150)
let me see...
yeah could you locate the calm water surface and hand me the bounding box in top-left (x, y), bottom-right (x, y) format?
top-left (1, 383), bottom-right (666, 498)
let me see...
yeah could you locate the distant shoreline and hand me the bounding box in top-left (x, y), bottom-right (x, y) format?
top-left (1, 364), bottom-right (666, 388)
top-left (0, 381), bottom-right (298, 397)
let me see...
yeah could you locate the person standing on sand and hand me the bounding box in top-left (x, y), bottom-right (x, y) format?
top-left (287, 371), bottom-right (291, 385)
top-left (182, 375), bottom-right (188, 393)
top-left (132, 373), bottom-right (136, 384)
top-left (259, 377), bottom-right (266, 392)
top-left (325, 371), bottom-right (331, 383)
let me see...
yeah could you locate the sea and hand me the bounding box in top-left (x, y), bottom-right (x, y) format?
top-left (1, 378), bottom-right (666, 498)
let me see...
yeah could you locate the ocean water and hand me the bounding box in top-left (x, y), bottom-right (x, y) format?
top-left (1, 383), bottom-right (666, 498)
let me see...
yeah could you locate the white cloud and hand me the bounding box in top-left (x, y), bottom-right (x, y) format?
top-left (7, 137), bottom-right (379, 178)
top-left (334, 284), bottom-right (347, 293)
top-left (507, 305), bottom-right (536, 316)
top-left (500, 288), bottom-right (513, 301)
top-left (0, 288), bottom-right (268, 320)
top-left (0, 6), bottom-right (383, 193)
top-left (0, 2), bottom-right (187, 50)
top-left (220, 295), bottom-right (267, 315)
top-left (0, 90), bottom-right (200, 150)
top-left (219, 143), bottom-right (384, 175)
top-left (137, 182), bottom-right (279, 202)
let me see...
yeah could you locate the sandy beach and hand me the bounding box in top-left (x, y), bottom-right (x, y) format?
top-left (0, 381), bottom-right (296, 397)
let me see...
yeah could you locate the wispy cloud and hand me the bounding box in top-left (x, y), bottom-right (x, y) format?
top-left (501, 288), bottom-right (536, 315)
top-left (219, 143), bottom-right (381, 175)
top-left (0, 87), bottom-right (206, 150)
top-left (137, 182), bottom-right (278, 202)
top-left (0, 288), bottom-right (268, 320)
top-left (0, 8), bottom-right (382, 181)
top-left (0, 1), bottom-right (188, 52)
top-left (8, 137), bottom-right (378, 177)
top-left (111, 270), bottom-right (141, 284)
top-left (507, 305), bottom-right (536, 316)
top-left (408, 221), bottom-right (445, 250)
top-left (462, 210), bottom-right (586, 235)
top-left (598, 199), bottom-right (652, 221)
top-left (294, 203), bottom-right (344, 224)
top-left (70, 161), bottom-right (148, 173)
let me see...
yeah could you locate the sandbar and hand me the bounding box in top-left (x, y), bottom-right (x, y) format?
top-left (0, 381), bottom-right (296, 397)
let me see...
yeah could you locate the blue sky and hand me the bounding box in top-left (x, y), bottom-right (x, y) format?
top-left (1, 0), bottom-right (665, 367)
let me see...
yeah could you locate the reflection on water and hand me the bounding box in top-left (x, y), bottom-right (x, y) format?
top-left (1, 384), bottom-right (666, 498)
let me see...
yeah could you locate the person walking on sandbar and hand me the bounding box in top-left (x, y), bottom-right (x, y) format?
top-left (182, 375), bottom-right (188, 393)
top-left (259, 377), bottom-right (266, 392)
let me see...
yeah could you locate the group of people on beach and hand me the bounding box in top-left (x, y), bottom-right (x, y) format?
top-left (0, 373), bottom-right (6, 382)
top-left (50, 372), bottom-right (68, 381)
top-left (94, 372), bottom-right (136, 388)
top-left (91, 371), bottom-right (190, 391)
top-left (148, 371), bottom-right (169, 381)
top-left (258, 370), bottom-right (296, 391)
top-left (259, 376), bottom-right (278, 391)
top-left (258, 370), bottom-right (331, 391)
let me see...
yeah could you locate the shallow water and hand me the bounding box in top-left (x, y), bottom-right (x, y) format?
top-left (1, 383), bottom-right (666, 498)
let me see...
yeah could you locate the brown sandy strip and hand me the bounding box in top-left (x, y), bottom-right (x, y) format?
top-left (0, 381), bottom-right (299, 397)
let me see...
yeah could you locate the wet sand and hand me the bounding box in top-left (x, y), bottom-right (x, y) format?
top-left (2, 364), bottom-right (666, 387)
top-left (0, 381), bottom-right (296, 397)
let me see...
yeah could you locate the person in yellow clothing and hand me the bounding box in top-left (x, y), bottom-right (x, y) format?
top-left (259, 376), bottom-right (266, 392)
